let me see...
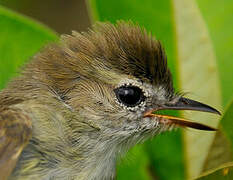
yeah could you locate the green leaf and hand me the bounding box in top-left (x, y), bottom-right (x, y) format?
top-left (221, 100), bottom-right (233, 149)
top-left (202, 131), bottom-right (232, 172)
top-left (196, 162), bottom-right (233, 180)
top-left (173, 0), bottom-right (222, 178)
top-left (197, 0), bottom-right (233, 108)
top-left (0, 5), bottom-right (58, 89)
top-left (203, 99), bottom-right (233, 172)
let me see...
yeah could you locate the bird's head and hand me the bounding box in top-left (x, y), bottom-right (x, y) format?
top-left (30, 22), bottom-right (220, 149)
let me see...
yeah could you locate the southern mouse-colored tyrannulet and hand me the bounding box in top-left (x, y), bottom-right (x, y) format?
top-left (0, 22), bottom-right (220, 180)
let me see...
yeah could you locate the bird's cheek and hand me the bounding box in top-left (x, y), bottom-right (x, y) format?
top-left (135, 117), bottom-right (159, 132)
top-left (141, 116), bottom-right (174, 133)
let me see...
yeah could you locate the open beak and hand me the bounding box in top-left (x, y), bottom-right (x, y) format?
top-left (144, 97), bottom-right (221, 131)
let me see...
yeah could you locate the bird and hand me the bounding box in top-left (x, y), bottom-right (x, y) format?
top-left (0, 21), bottom-right (220, 180)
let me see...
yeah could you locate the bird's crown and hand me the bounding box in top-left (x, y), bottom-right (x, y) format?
top-left (30, 21), bottom-right (173, 95)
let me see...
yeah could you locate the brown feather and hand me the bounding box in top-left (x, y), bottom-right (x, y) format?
top-left (0, 107), bottom-right (32, 180)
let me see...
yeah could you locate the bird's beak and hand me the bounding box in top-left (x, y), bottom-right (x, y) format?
top-left (144, 97), bottom-right (221, 131)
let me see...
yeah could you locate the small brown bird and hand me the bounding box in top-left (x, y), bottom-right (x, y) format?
top-left (0, 22), bottom-right (220, 180)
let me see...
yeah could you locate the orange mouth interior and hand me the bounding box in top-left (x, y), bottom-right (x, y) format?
top-left (144, 111), bottom-right (217, 131)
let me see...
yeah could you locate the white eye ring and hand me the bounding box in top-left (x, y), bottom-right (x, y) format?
top-left (114, 79), bottom-right (151, 111)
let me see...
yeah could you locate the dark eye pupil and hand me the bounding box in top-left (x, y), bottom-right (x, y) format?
top-left (115, 86), bottom-right (145, 107)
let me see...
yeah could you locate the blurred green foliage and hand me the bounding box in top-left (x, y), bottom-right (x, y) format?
top-left (0, 5), bottom-right (57, 89)
top-left (197, 0), bottom-right (233, 107)
top-left (221, 100), bottom-right (233, 150)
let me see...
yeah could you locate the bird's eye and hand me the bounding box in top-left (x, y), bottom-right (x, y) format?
top-left (114, 85), bottom-right (145, 107)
